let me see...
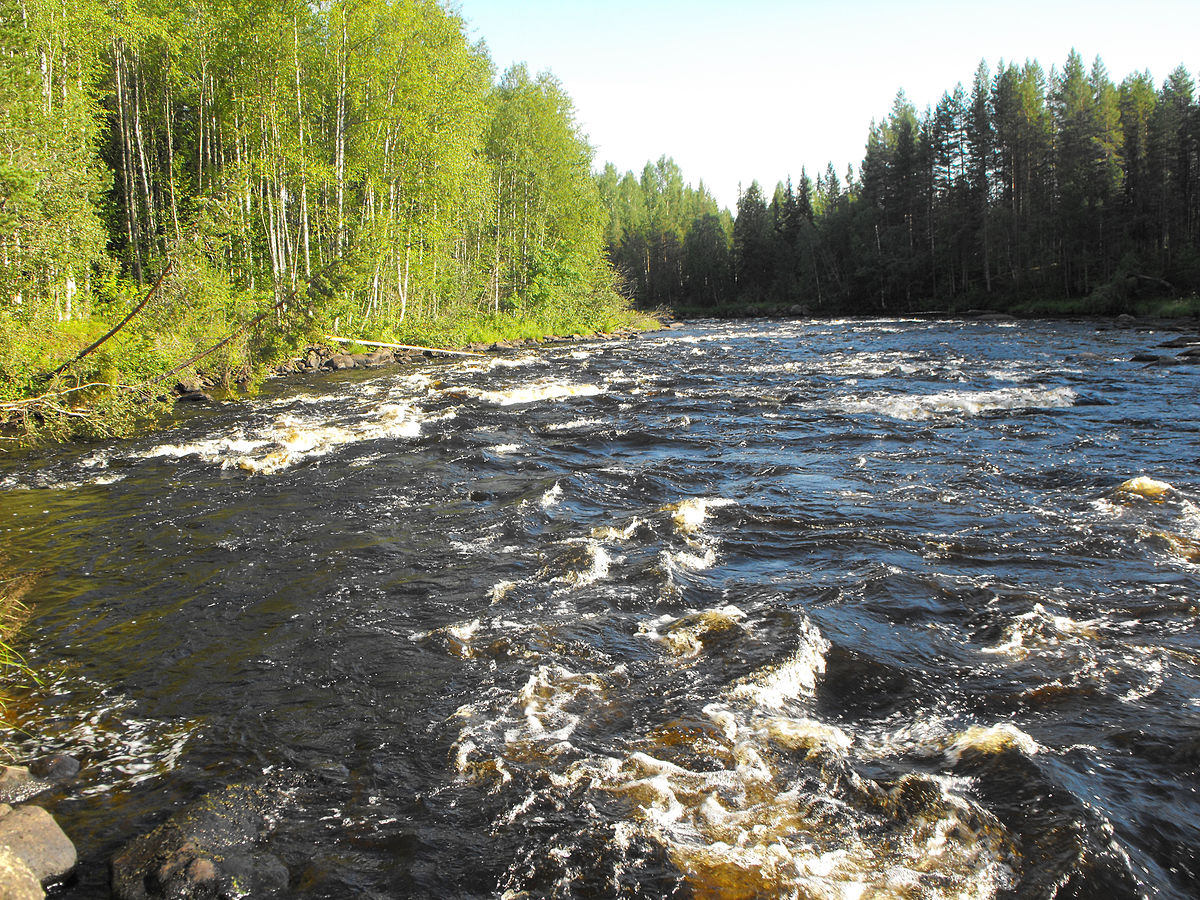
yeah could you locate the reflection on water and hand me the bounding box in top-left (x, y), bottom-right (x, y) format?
top-left (2, 318), bottom-right (1199, 898)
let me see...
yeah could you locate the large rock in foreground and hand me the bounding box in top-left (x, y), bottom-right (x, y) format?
top-left (111, 781), bottom-right (292, 900)
top-left (0, 803), bottom-right (76, 888)
top-left (0, 845), bottom-right (44, 899)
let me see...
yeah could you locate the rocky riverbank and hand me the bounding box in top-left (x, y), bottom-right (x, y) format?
top-left (0, 756), bottom-right (81, 897)
top-left (169, 324), bottom-right (659, 405)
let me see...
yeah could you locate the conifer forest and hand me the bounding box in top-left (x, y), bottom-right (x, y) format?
top-left (601, 54), bottom-right (1200, 318)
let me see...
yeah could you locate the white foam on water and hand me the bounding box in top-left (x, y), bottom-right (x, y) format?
top-left (663, 547), bottom-right (717, 571)
top-left (489, 580), bottom-right (518, 604)
top-left (484, 353), bottom-right (547, 371)
top-left (489, 443), bottom-right (522, 455)
top-left (831, 385), bottom-right (1076, 421)
top-left (138, 402), bottom-right (425, 474)
top-left (544, 417), bottom-right (606, 432)
top-left (981, 603), bottom-right (1102, 661)
top-left (591, 517), bottom-right (645, 542)
top-left (556, 543), bottom-right (611, 589)
top-left (459, 604), bottom-right (1016, 900)
top-left (946, 723), bottom-right (1041, 762)
top-left (452, 663), bottom-right (628, 788)
top-left (666, 497), bottom-right (736, 536)
top-left (540, 482), bottom-right (564, 509)
top-left (640, 606), bottom-right (747, 658)
top-left (578, 719), bottom-right (1015, 900)
top-left (727, 619), bottom-right (830, 710)
top-left (409, 618), bottom-right (482, 659)
top-left (476, 380), bottom-right (603, 406)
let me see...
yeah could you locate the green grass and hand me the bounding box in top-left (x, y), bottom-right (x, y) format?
top-left (0, 567), bottom-right (40, 724)
top-left (374, 305), bottom-right (661, 350)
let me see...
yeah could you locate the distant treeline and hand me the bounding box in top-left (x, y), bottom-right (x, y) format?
top-left (0, 0), bottom-right (628, 435)
top-left (601, 53), bottom-right (1200, 316)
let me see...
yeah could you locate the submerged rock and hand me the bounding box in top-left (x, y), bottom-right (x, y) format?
top-left (28, 755), bottom-right (81, 783)
top-left (111, 780), bottom-right (293, 900)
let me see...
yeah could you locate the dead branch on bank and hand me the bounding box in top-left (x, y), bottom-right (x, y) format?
top-left (323, 334), bottom-right (485, 358)
top-left (41, 261), bottom-right (174, 383)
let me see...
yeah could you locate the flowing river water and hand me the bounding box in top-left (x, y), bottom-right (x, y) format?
top-left (2, 318), bottom-right (1200, 899)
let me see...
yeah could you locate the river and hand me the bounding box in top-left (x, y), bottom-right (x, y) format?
top-left (2, 318), bottom-right (1199, 899)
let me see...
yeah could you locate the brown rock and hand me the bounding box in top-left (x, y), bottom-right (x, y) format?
top-left (0, 805), bottom-right (76, 886)
top-left (0, 845), bottom-right (43, 899)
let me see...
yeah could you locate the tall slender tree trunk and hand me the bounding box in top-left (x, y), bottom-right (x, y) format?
top-left (335, 13), bottom-right (347, 257)
top-left (113, 40), bottom-right (143, 282)
top-left (294, 17), bottom-right (311, 279)
top-left (164, 66), bottom-right (181, 243)
top-left (131, 52), bottom-right (157, 249)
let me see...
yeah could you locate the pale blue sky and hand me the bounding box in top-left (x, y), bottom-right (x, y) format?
top-left (453, 0), bottom-right (1198, 210)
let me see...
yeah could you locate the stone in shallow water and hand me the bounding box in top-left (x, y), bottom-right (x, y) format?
top-left (111, 781), bottom-right (292, 900)
top-left (27, 754), bottom-right (80, 782)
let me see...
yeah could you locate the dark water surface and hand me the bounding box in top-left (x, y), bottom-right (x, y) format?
top-left (3, 319), bottom-right (1200, 898)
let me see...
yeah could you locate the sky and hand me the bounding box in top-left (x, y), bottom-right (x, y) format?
top-left (453, 0), bottom-right (1199, 211)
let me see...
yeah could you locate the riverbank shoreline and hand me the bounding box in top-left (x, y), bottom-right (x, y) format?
top-left (164, 320), bottom-right (669, 406)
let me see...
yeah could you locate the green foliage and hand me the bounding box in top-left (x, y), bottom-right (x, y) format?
top-left (0, 0), bottom-right (633, 445)
top-left (598, 156), bottom-right (731, 308)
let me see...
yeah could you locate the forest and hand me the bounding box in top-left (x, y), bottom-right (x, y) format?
top-left (5, 3), bottom-right (1199, 443)
top-left (0, 0), bottom-right (636, 441)
top-left (601, 53), bottom-right (1200, 317)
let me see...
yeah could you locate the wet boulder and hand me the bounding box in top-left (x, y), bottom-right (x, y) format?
top-left (0, 756), bottom-right (80, 805)
top-left (0, 804), bottom-right (77, 888)
top-left (111, 781), bottom-right (292, 900)
top-left (364, 349), bottom-right (394, 368)
top-left (325, 353), bottom-right (356, 371)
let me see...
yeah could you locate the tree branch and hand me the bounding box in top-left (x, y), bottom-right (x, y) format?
top-left (41, 260), bottom-right (174, 382)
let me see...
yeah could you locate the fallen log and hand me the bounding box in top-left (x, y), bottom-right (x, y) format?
top-left (323, 335), bottom-right (484, 358)
top-left (42, 261), bottom-right (174, 382)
